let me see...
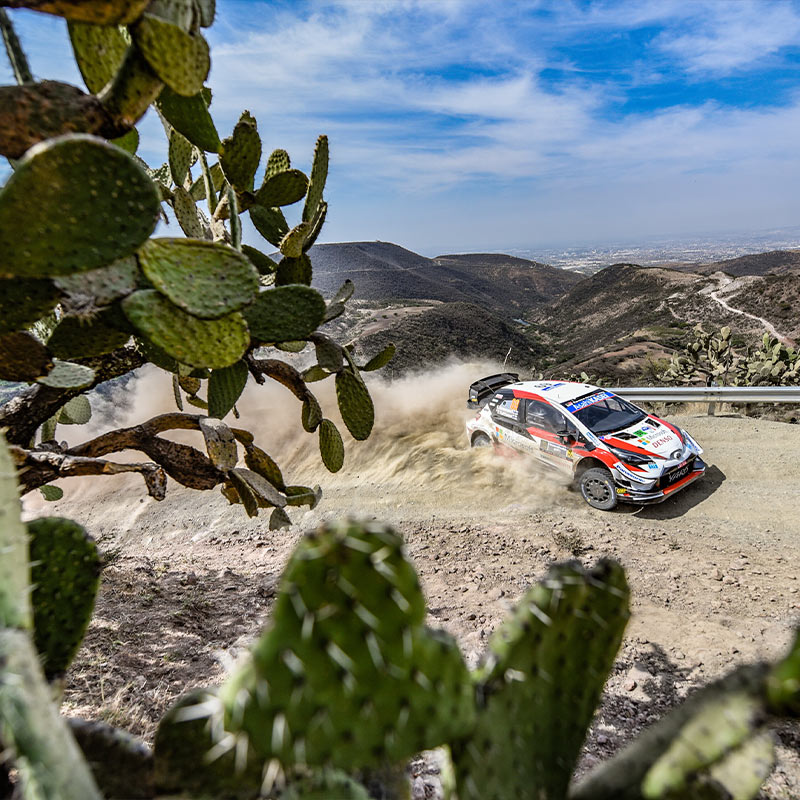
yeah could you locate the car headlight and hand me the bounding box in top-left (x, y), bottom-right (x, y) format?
top-left (608, 446), bottom-right (655, 466)
top-left (679, 429), bottom-right (703, 455)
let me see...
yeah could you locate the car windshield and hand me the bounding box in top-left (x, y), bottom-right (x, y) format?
top-left (563, 391), bottom-right (647, 434)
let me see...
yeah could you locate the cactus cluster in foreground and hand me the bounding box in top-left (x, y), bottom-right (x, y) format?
top-left (1, 432), bottom-right (799, 799)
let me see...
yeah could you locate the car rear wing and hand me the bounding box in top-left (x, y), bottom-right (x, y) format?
top-left (467, 373), bottom-right (519, 408)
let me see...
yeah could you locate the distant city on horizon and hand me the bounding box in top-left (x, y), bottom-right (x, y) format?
top-left (430, 225), bottom-right (800, 273)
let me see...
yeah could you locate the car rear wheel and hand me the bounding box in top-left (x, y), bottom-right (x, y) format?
top-left (579, 467), bottom-right (618, 511)
top-left (471, 432), bottom-right (491, 448)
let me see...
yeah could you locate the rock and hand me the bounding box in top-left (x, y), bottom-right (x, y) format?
top-left (711, 568), bottom-right (723, 581)
top-left (624, 679), bottom-right (637, 691)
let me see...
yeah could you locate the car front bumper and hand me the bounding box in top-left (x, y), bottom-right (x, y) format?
top-left (614, 458), bottom-right (707, 504)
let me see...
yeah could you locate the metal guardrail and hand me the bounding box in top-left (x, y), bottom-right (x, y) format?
top-left (612, 386), bottom-right (800, 403)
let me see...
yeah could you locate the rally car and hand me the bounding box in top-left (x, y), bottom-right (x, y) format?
top-left (466, 375), bottom-right (705, 510)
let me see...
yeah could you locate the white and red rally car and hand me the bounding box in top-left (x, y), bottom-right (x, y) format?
top-left (466, 374), bottom-right (706, 510)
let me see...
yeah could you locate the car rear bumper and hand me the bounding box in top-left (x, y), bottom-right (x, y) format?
top-left (615, 458), bottom-right (706, 504)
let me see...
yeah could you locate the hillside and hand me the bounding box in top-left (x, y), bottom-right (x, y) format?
top-left (724, 273), bottom-right (800, 341)
top-left (308, 242), bottom-right (579, 313)
top-left (673, 249), bottom-right (800, 277)
top-left (531, 263), bottom-right (771, 381)
top-left (353, 301), bottom-right (543, 375)
top-left (431, 253), bottom-right (581, 311)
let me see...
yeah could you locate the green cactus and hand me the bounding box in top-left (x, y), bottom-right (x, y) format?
top-left (0, 278), bottom-right (61, 335)
top-left (318, 418), bottom-right (345, 472)
top-left (137, 238), bottom-right (259, 319)
top-left (167, 127), bottom-right (194, 189)
top-left (68, 20), bottom-right (128, 94)
top-left (453, 560), bottom-right (629, 800)
top-left (302, 135), bottom-right (328, 223)
top-left (131, 14), bottom-right (210, 97)
top-left (122, 289), bottom-right (249, 369)
top-left (208, 360), bottom-right (249, 419)
top-left (54, 255), bottom-right (140, 306)
top-left (57, 394), bottom-right (92, 425)
top-left (0, 134), bottom-right (160, 278)
top-left (47, 310), bottom-right (130, 359)
top-left (284, 769), bottom-right (371, 800)
top-left (212, 521), bottom-right (474, 772)
top-left (244, 284), bottom-right (327, 343)
top-left (0, 330), bottom-right (53, 381)
top-left (220, 111), bottom-right (262, 192)
top-left (36, 358), bottom-right (95, 389)
top-left (250, 203), bottom-right (290, 247)
top-left (156, 86), bottom-right (221, 152)
top-left (27, 516), bottom-right (100, 679)
top-left (336, 366), bottom-right (375, 440)
top-left (254, 169), bottom-right (309, 208)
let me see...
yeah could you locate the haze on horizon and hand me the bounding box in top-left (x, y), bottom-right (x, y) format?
top-left (5, 0), bottom-right (800, 255)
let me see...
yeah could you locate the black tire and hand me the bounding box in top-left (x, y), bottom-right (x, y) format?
top-left (471, 432), bottom-right (491, 448)
top-left (579, 467), bottom-right (618, 510)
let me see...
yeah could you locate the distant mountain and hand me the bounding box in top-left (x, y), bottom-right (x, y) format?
top-left (672, 249), bottom-right (800, 277)
top-left (307, 242), bottom-right (579, 313)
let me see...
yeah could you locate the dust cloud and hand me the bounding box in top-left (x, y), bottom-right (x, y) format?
top-left (24, 360), bottom-right (573, 520)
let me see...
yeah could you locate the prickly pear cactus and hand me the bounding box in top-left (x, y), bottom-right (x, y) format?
top-left (453, 559), bottom-right (629, 800)
top-left (210, 521), bottom-right (474, 773)
top-left (28, 516), bottom-right (100, 680)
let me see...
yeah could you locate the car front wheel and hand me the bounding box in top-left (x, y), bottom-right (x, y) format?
top-left (578, 467), bottom-right (618, 510)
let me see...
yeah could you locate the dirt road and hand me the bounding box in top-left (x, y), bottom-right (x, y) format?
top-left (26, 363), bottom-right (800, 797)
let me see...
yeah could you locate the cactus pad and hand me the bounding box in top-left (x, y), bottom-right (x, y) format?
top-left (318, 419), bottom-right (344, 472)
top-left (0, 134), bottom-right (160, 278)
top-left (363, 343), bottom-right (395, 371)
top-left (265, 148), bottom-right (290, 179)
top-left (28, 517), bottom-right (100, 679)
top-left (47, 311), bottom-right (130, 359)
top-left (453, 559), bottom-right (629, 800)
top-left (172, 185), bottom-right (205, 238)
top-left (0, 331), bottom-right (53, 381)
top-left (8, 0), bottom-right (150, 24)
top-left (241, 244), bottom-right (278, 277)
top-left (137, 238), bottom-right (259, 319)
top-left (156, 87), bottom-right (220, 152)
top-left (302, 135), bottom-right (328, 223)
top-left (54, 256), bottom-right (140, 306)
top-left (284, 770), bottom-right (370, 800)
top-left (335, 368), bottom-right (374, 440)
top-left (57, 394), bottom-right (92, 425)
top-left (68, 20), bottom-right (128, 94)
top-left (168, 128), bottom-right (194, 188)
top-left (218, 520), bottom-right (474, 771)
top-left (254, 169), bottom-right (308, 208)
top-left (123, 290), bottom-right (249, 369)
top-left (208, 360), bottom-right (249, 419)
top-left (243, 284), bottom-right (326, 342)
top-left (280, 222), bottom-right (312, 259)
top-left (0, 629), bottom-right (103, 799)
top-left (0, 277), bottom-right (61, 335)
top-left (153, 688), bottom-right (264, 799)
top-left (0, 433), bottom-right (31, 630)
top-left (133, 15), bottom-right (210, 97)
top-left (220, 114), bottom-right (262, 191)
top-left (276, 254), bottom-right (313, 286)
top-left (37, 359), bottom-right (95, 389)
top-left (244, 444), bottom-right (285, 490)
top-left (250, 203), bottom-right (289, 247)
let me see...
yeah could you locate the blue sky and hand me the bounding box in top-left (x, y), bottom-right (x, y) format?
top-left (4, 0), bottom-right (800, 254)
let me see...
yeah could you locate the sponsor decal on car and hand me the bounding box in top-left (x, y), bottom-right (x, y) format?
top-left (564, 391), bottom-right (612, 413)
top-left (649, 435), bottom-right (673, 448)
top-left (539, 440), bottom-right (570, 459)
top-left (583, 430), bottom-right (603, 446)
top-left (541, 382), bottom-right (566, 391)
top-left (510, 398), bottom-right (520, 411)
top-left (614, 462), bottom-right (654, 484)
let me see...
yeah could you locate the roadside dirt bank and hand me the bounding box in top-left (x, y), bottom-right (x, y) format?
top-left (24, 364), bottom-right (800, 798)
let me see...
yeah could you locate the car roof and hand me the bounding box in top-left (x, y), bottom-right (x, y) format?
top-left (509, 380), bottom-right (602, 405)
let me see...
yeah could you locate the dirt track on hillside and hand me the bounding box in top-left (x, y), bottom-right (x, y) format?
top-left (25, 363), bottom-right (800, 798)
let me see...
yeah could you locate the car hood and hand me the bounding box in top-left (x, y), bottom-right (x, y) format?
top-left (600, 419), bottom-right (686, 460)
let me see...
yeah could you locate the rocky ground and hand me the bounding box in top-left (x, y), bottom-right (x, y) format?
top-left (25, 363), bottom-right (800, 798)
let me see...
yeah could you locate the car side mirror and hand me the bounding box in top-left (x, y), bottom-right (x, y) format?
top-left (556, 429), bottom-right (576, 446)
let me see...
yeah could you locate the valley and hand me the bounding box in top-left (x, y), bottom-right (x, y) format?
top-left (308, 241), bottom-right (800, 384)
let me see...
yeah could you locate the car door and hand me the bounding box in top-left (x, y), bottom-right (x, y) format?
top-left (523, 399), bottom-right (576, 474)
top-left (489, 393), bottom-right (537, 454)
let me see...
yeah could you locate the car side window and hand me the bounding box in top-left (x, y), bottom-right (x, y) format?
top-left (524, 400), bottom-right (568, 434)
top-left (493, 394), bottom-right (522, 422)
